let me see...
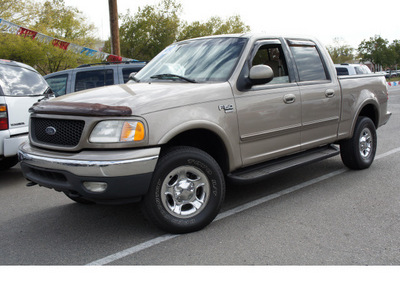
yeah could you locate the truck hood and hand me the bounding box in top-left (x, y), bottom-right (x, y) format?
top-left (51, 82), bottom-right (234, 116)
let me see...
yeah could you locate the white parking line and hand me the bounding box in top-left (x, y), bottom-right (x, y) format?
top-left (86, 147), bottom-right (400, 266)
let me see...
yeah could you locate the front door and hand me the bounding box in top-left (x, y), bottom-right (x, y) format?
top-left (234, 40), bottom-right (302, 167)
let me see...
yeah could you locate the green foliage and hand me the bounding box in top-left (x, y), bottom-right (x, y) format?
top-left (112, 0), bottom-right (250, 61)
top-left (358, 35), bottom-right (392, 69)
top-left (178, 15), bottom-right (250, 41)
top-left (326, 38), bottom-right (354, 64)
top-left (388, 40), bottom-right (400, 67)
top-left (0, 0), bottom-right (101, 74)
top-left (0, 0), bottom-right (39, 25)
top-left (33, 0), bottom-right (98, 45)
top-left (116, 0), bottom-right (182, 61)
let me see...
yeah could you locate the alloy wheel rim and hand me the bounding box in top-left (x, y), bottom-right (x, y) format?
top-left (359, 128), bottom-right (373, 159)
top-left (161, 166), bottom-right (210, 219)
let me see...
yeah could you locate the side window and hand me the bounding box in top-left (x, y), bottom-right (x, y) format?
top-left (290, 45), bottom-right (328, 81)
top-left (46, 74), bottom-right (68, 96)
top-left (75, 69), bottom-right (114, 92)
top-left (122, 67), bottom-right (143, 83)
top-left (251, 44), bottom-right (289, 84)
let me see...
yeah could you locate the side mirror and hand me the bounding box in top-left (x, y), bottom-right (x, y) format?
top-left (249, 65), bottom-right (274, 85)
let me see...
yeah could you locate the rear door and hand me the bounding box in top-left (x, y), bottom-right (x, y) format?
top-left (287, 40), bottom-right (341, 150)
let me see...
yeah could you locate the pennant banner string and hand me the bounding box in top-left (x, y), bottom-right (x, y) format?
top-left (0, 18), bottom-right (132, 62)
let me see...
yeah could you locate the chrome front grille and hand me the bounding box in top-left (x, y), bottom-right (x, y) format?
top-left (31, 117), bottom-right (85, 147)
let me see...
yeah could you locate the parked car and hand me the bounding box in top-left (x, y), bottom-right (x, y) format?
top-left (335, 63), bottom-right (371, 75)
top-left (19, 34), bottom-right (390, 233)
top-left (385, 70), bottom-right (398, 78)
top-left (44, 61), bottom-right (146, 97)
top-left (0, 59), bottom-right (54, 170)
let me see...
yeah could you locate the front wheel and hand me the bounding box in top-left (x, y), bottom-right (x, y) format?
top-left (340, 116), bottom-right (377, 170)
top-left (142, 146), bottom-right (225, 234)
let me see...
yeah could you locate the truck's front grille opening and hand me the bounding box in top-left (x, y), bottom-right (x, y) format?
top-left (31, 117), bottom-right (85, 147)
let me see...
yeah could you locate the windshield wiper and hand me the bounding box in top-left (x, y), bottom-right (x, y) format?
top-left (150, 74), bottom-right (197, 83)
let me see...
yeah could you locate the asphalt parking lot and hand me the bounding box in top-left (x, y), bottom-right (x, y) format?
top-left (1, 87), bottom-right (400, 267)
top-left (1, 86), bottom-right (399, 299)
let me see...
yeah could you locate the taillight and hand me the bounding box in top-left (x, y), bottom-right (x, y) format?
top-left (0, 105), bottom-right (8, 130)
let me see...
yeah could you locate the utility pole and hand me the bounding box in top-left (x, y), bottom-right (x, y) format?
top-left (108, 0), bottom-right (120, 56)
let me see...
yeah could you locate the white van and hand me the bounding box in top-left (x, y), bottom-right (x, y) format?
top-left (0, 59), bottom-right (54, 170)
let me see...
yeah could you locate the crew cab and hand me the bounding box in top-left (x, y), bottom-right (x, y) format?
top-left (18, 34), bottom-right (391, 233)
top-left (0, 59), bottom-right (53, 170)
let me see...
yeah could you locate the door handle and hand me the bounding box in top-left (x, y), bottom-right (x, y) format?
top-left (325, 89), bottom-right (335, 98)
top-left (283, 94), bottom-right (296, 104)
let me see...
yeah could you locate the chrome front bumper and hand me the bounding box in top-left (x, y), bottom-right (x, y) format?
top-left (18, 142), bottom-right (160, 177)
top-left (18, 142), bottom-right (160, 203)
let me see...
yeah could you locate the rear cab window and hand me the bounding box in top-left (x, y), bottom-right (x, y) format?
top-left (336, 67), bottom-right (349, 76)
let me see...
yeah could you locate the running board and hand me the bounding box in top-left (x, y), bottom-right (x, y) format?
top-left (228, 145), bottom-right (340, 184)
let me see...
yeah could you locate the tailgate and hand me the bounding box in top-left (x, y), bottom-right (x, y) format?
top-left (5, 95), bottom-right (40, 135)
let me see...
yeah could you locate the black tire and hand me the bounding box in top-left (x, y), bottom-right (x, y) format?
top-left (63, 192), bottom-right (95, 205)
top-left (142, 146), bottom-right (225, 234)
top-left (0, 156), bottom-right (18, 170)
top-left (340, 116), bottom-right (377, 170)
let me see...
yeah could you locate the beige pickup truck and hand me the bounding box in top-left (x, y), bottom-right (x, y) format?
top-left (19, 34), bottom-right (391, 233)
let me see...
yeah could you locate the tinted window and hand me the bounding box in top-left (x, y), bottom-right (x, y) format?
top-left (0, 65), bottom-right (49, 96)
top-left (336, 67), bottom-right (349, 76)
top-left (75, 70), bottom-right (114, 92)
top-left (46, 74), bottom-right (68, 96)
top-left (122, 67), bottom-right (143, 83)
top-left (290, 46), bottom-right (328, 81)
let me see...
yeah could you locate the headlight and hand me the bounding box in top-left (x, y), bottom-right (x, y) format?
top-left (89, 120), bottom-right (145, 143)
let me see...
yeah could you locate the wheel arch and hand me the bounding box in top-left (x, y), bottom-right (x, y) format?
top-left (158, 121), bottom-right (235, 174)
top-left (349, 100), bottom-right (380, 138)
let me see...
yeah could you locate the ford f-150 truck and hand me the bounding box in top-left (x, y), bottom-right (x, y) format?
top-left (18, 34), bottom-right (391, 233)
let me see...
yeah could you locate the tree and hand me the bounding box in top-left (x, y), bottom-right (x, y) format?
top-left (326, 38), bottom-right (354, 64)
top-left (0, 0), bottom-right (101, 74)
top-left (116, 0), bottom-right (182, 61)
top-left (358, 35), bottom-right (391, 70)
top-left (389, 40), bottom-right (400, 69)
top-left (178, 15), bottom-right (250, 41)
top-left (0, 0), bottom-right (39, 25)
top-left (112, 0), bottom-right (251, 61)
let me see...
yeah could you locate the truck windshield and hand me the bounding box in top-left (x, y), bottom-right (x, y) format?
top-left (134, 37), bottom-right (247, 83)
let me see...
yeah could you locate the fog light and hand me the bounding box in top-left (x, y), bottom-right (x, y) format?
top-left (83, 182), bottom-right (108, 193)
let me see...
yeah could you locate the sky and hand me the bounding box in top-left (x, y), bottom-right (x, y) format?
top-left (63, 0), bottom-right (398, 49)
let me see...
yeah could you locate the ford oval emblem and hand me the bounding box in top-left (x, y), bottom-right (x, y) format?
top-left (45, 126), bottom-right (57, 136)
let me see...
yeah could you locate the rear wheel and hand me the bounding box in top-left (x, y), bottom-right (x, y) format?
top-left (340, 116), bottom-right (377, 170)
top-left (142, 146), bottom-right (225, 234)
